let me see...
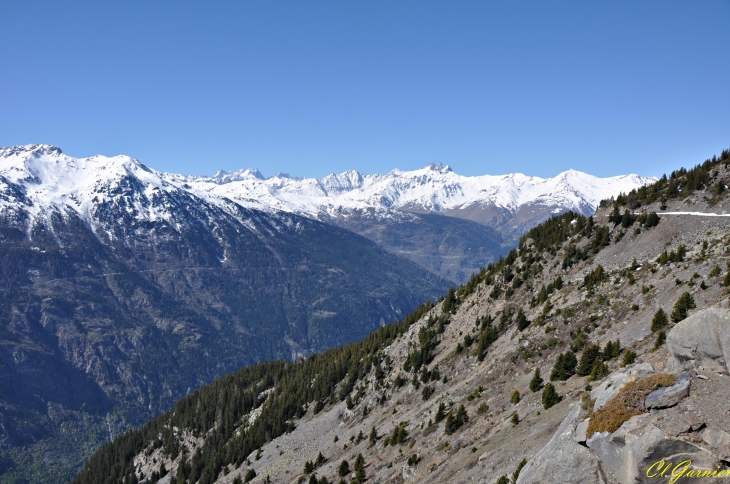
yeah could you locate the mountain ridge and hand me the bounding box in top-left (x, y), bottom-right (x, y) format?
top-left (1, 144), bottom-right (653, 284)
top-left (69, 149), bottom-right (730, 484)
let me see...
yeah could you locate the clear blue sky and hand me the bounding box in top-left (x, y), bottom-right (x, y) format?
top-left (1, 1), bottom-right (728, 179)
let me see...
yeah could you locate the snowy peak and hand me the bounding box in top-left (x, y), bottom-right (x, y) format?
top-left (0, 146), bottom-right (655, 237)
top-left (210, 168), bottom-right (265, 183)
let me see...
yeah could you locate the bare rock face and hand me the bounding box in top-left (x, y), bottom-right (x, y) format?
top-left (666, 308), bottom-right (730, 373)
top-left (644, 378), bottom-right (690, 409)
top-left (587, 413), bottom-right (718, 484)
top-left (701, 427), bottom-right (730, 461)
top-left (516, 405), bottom-right (608, 484)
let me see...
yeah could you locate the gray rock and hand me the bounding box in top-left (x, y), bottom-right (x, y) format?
top-left (517, 405), bottom-right (607, 484)
top-left (587, 413), bottom-right (717, 484)
top-left (663, 419), bottom-right (691, 437)
top-left (626, 363), bottom-right (655, 376)
top-left (701, 427), bottom-right (730, 460)
top-left (575, 419), bottom-right (590, 444)
top-left (666, 308), bottom-right (730, 372)
top-left (590, 364), bottom-right (656, 412)
top-left (591, 373), bottom-right (630, 411)
top-left (644, 379), bottom-right (690, 409)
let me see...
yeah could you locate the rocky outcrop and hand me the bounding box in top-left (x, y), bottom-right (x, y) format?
top-left (516, 405), bottom-right (609, 484)
top-left (644, 378), bottom-right (690, 409)
top-left (590, 363), bottom-right (655, 411)
top-left (666, 308), bottom-right (730, 373)
top-left (587, 413), bottom-right (718, 484)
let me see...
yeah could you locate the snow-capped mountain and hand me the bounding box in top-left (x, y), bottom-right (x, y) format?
top-left (0, 144), bottom-right (452, 482)
top-left (166, 161), bottom-right (654, 233)
top-left (0, 145), bottom-right (653, 236)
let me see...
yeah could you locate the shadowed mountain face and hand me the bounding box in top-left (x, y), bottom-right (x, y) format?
top-left (0, 147), bottom-right (450, 482)
top-left (332, 210), bottom-right (509, 283)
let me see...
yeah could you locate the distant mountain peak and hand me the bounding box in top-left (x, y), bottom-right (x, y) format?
top-left (0, 145), bottom-right (656, 239)
top-left (211, 168), bottom-right (266, 183)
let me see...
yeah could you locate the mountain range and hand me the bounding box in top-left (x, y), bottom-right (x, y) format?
top-left (0, 144), bottom-right (652, 284)
top-left (0, 144), bottom-right (651, 482)
top-left (70, 149), bottom-right (730, 484)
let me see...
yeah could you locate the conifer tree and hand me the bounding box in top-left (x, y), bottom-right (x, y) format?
top-left (576, 344), bottom-right (601, 377)
top-left (368, 426), bottom-right (377, 447)
top-left (620, 349), bottom-right (637, 367)
top-left (434, 402), bottom-right (446, 423)
top-left (510, 390), bottom-right (521, 404)
top-left (588, 359), bottom-right (610, 381)
top-left (338, 460), bottom-right (350, 477)
top-left (542, 383), bottom-right (560, 409)
top-left (529, 368), bottom-right (543, 393)
top-left (651, 309), bottom-right (668, 332)
top-left (550, 350), bottom-right (577, 381)
top-left (353, 454), bottom-right (365, 483)
top-left (671, 292), bottom-right (696, 322)
top-left (516, 308), bottom-right (530, 331)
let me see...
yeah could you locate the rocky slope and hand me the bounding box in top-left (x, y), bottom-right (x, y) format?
top-left (72, 150), bottom-right (730, 484)
top-left (0, 145), bottom-right (451, 483)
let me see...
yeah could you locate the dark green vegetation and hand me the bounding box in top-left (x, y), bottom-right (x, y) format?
top-left (0, 201), bottom-right (448, 483)
top-left (72, 302), bottom-right (436, 484)
top-left (71, 207), bottom-right (613, 484)
top-left (334, 210), bottom-right (509, 284)
top-left (58, 149), bottom-right (730, 482)
top-left (605, 148), bottom-right (730, 210)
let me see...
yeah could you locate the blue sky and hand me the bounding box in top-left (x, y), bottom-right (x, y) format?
top-left (1, 1), bottom-right (728, 179)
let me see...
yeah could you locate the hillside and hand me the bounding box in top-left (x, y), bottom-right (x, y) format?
top-left (72, 149), bottom-right (730, 484)
top-left (0, 146), bottom-right (451, 483)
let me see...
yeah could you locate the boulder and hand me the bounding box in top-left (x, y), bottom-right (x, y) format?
top-left (574, 418), bottom-right (589, 444)
top-left (644, 379), bottom-right (690, 409)
top-left (516, 405), bottom-right (608, 484)
top-left (590, 364), bottom-right (655, 412)
top-left (587, 413), bottom-right (718, 484)
top-left (701, 427), bottom-right (730, 461)
top-left (666, 308), bottom-right (730, 373)
top-left (591, 373), bottom-right (630, 411)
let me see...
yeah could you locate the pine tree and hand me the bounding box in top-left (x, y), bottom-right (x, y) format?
top-left (671, 292), bottom-right (696, 322)
top-left (620, 349), bottom-right (637, 367)
top-left (443, 287), bottom-right (457, 313)
top-left (368, 426), bottom-right (378, 446)
top-left (588, 359), bottom-right (610, 381)
top-left (542, 383), bottom-right (560, 409)
top-left (529, 368), bottom-right (543, 393)
top-left (602, 340), bottom-right (620, 360)
top-left (551, 350), bottom-right (577, 381)
top-left (338, 460), bottom-right (350, 477)
top-left (353, 454), bottom-right (365, 483)
top-left (512, 458), bottom-right (528, 483)
top-left (434, 402), bottom-right (446, 423)
top-left (510, 390), bottom-right (521, 404)
top-left (516, 308), bottom-right (530, 331)
top-left (576, 344), bottom-right (601, 377)
top-left (652, 330), bottom-right (667, 351)
top-left (651, 308), bottom-right (668, 332)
